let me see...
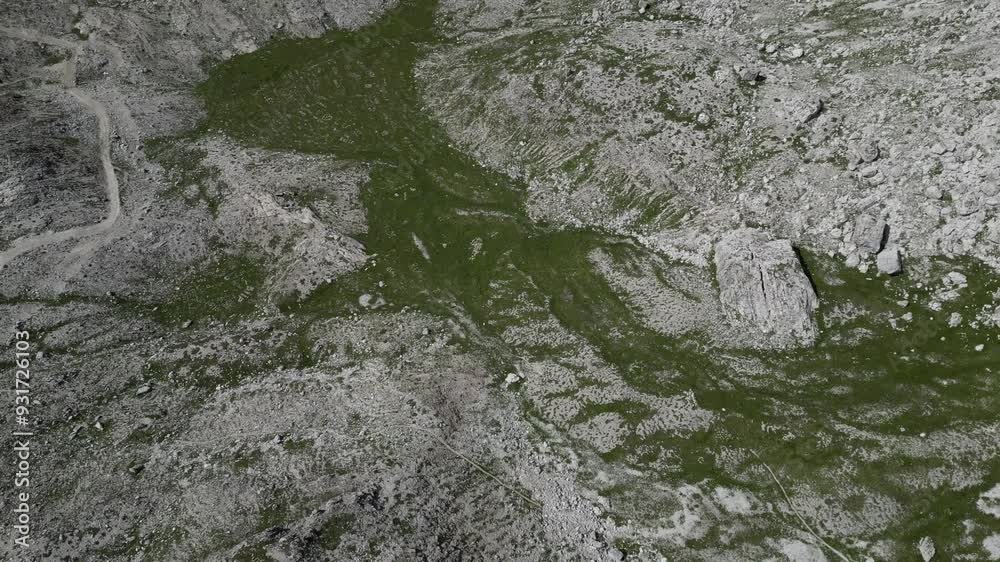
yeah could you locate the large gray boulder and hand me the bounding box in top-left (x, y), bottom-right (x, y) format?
top-left (714, 229), bottom-right (819, 348)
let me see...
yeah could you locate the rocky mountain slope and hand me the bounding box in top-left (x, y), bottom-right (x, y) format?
top-left (1, 1), bottom-right (999, 561)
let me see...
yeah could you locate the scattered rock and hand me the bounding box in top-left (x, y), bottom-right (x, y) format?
top-left (136, 384), bottom-right (152, 396)
top-left (713, 487), bottom-right (754, 515)
top-left (983, 534), bottom-right (1000, 561)
top-left (978, 483), bottom-right (1000, 518)
top-left (714, 228), bottom-right (819, 347)
top-left (779, 539), bottom-right (828, 562)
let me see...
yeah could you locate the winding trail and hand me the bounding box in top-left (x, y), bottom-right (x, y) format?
top-left (0, 27), bottom-right (122, 269)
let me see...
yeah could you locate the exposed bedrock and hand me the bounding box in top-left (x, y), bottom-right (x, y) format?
top-left (714, 228), bottom-right (819, 348)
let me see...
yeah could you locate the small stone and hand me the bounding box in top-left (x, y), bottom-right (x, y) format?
top-left (788, 46), bottom-right (804, 59)
top-left (181, 320), bottom-right (192, 329)
top-left (607, 547), bottom-right (626, 561)
top-left (948, 312), bottom-right (962, 327)
top-left (852, 213), bottom-right (887, 256)
top-left (975, 344), bottom-right (985, 352)
top-left (128, 462), bottom-right (145, 475)
top-left (803, 98), bottom-right (824, 123)
top-left (930, 143), bottom-right (947, 155)
top-left (740, 67), bottom-right (763, 83)
top-left (876, 246), bottom-right (902, 275)
top-left (956, 196), bottom-right (979, 216)
top-left (136, 385), bottom-right (152, 396)
top-left (918, 536), bottom-right (935, 561)
top-left (860, 165), bottom-right (879, 178)
top-left (857, 140), bottom-right (880, 163)
top-left (945, 271), bottom-right (968, 287)
top-left (901, 312), bottom-right (913, 321)
top-left (845, 253), bottom-right (861, 268)
top-left (925, 186), bottom-right (943, 200)
top-left (503, 372), bottom-right (523, 388)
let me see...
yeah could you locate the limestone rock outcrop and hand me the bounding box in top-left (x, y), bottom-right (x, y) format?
top-left (714, 229), bottom-right (819, 348)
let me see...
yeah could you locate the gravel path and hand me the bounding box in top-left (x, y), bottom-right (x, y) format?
top-left (0, 27), bottom-right (121, 270)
